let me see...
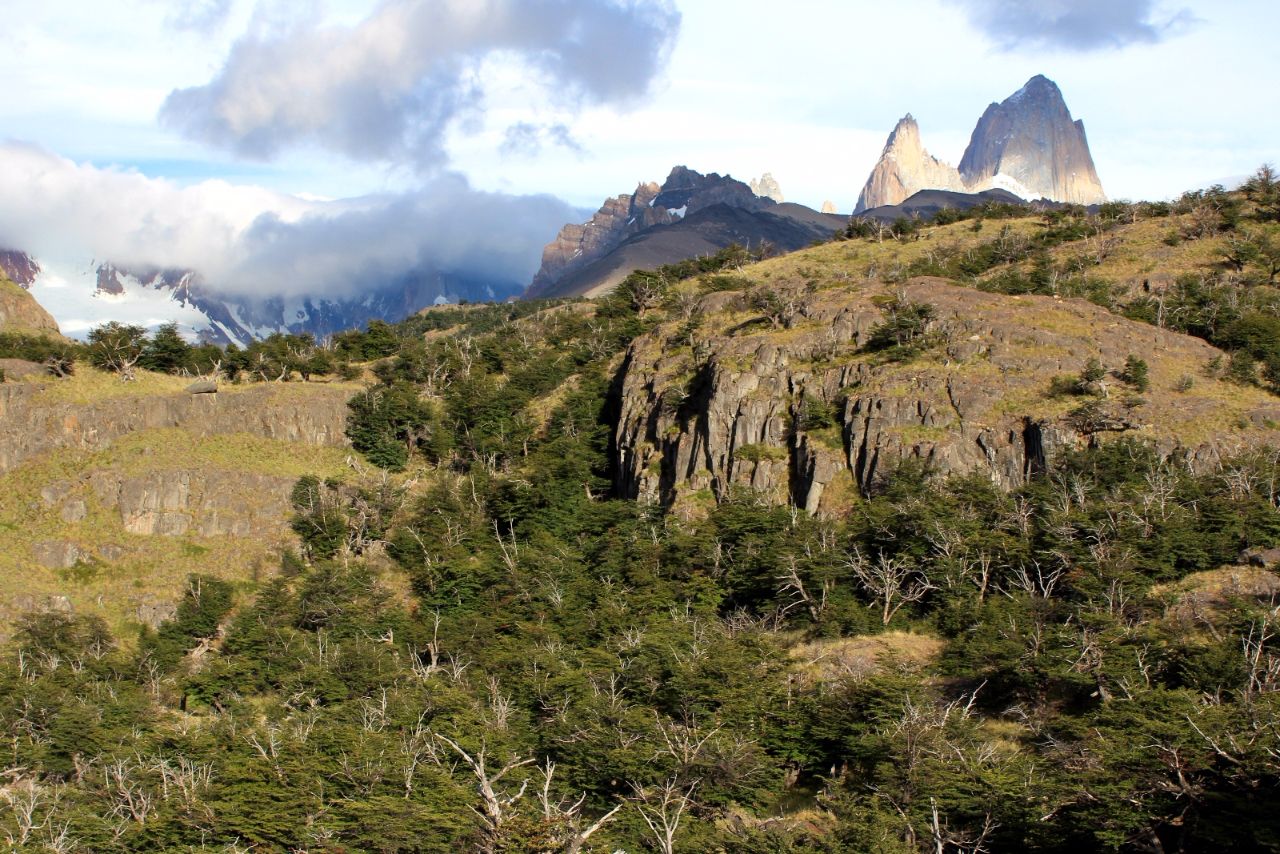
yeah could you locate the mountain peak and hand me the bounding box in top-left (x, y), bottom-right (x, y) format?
top-left (855, 115), bottom-right (965, 212)
top-left (856, 75), bottom-right (1105, 211)
top-left (958, 74), bottom-right (1105, 205)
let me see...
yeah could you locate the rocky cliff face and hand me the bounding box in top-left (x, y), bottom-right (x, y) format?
top-left (855, 76), bottom-right (1106, 212)
top-left (854, 116), bottom-right (967, 212)
top-left (526, 167), bottom-right (771, 300)
top-left (613, 278), bottom-right (1279, 514)
top-left (0, 276), bottom-right (62, 337)
top-left (959, 75), bottom-right (1106, 205)
top-left (527, 182), bottom-right (673, 299)
top-left (0, 383), bottom-right (350, 474)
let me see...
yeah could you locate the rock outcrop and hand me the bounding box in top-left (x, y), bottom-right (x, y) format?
top-left (854, 116), bottom-right (967, 212)
top-left (855, 75), bottom-right (1106, 212)
top-left (613, 278), bottom-right (1279, 514)
top-left (821, 201), bottom-right (838, 214)
top-left (0, 383), bottom-right (350, 474)
top-left (958, 75), bottom-right (1106, 206)
top-left (750, 173), bottom-right (785, 203)
top-left (0, 276), bottom-right (62, 337)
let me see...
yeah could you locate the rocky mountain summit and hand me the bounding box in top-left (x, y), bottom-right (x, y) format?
top-left (750, 173), bottom-right (785, 203)
top-left (855, 115), bottom-right (967, 213)
top-left (613, 273), bottom-right (1279, 514)
top-left (526, 166), bottom-right (842, 299)
top-left (855, 75), bottom-right (1106, 211)
top-left (0, 250), bottom-right (40, 287)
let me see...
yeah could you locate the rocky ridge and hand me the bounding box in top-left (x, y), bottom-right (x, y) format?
top-left (0, 381), bottom-right (350, 474)
top-left (613, 276), bottom-right (1280, 514)
top-left (0, 250), bottom-right (40, 287)
top-left (855, 75), bottom-right (1107, 212)
top-left (526, 166), bottom-right (774, 300)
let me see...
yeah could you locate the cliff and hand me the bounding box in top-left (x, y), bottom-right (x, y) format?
top-left (855, 75), bottom-right (1106, 212)
top-left (958, 75), bottom-right (1106, 205)
top-left (0, 374), bottom-right (355, 634)
top-left (613, 274), bottom-right (1280, 514)
top-left (854, 116), bottom-right (967, 212)
top-left (0, 380), bottom-right (350, 474)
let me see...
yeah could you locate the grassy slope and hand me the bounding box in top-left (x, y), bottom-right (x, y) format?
top-left (0, 368), bottom-right (356, 639)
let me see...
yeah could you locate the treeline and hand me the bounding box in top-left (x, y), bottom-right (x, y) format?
top-left (0, 318), bottom-right (415, 384)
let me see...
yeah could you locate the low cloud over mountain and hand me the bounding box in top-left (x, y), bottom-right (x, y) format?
top-left (0, 143), bottom-right (577, 301)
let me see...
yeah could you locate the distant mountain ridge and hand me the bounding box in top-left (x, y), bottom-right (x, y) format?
top-left (525, 166), bottom-right (843, 300)
top-left (855, 75), bottom-right (1106, 212)
top-left (4, 249), bottom-right (522, 345)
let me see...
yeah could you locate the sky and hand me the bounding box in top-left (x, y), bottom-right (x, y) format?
top-left (1, 0), bottom-right (1277, 306)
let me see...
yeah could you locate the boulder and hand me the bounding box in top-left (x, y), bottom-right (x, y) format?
top-left (186, 379), bottom-right (218, 395)
top-left (1240, 547), bottom-right (1280, 569)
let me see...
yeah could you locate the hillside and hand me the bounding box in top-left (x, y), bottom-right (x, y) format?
top-left (0, 368), bottom-right (357, 636)
top-left (0, 177), bottom-right (1278, 851)
top-left (0, 274), bottom-right (63, 338)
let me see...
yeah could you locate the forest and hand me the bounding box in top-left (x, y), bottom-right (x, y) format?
top-left (2, 175), bottom-right (1280, 852)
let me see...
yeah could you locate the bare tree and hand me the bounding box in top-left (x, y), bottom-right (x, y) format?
top-left (843, 549), bottom-right (936, 625)
top-left (630, 777), bottom-right (698, 854)
top-left (434, 734), bottom-right (535, 853)
top-left (536, 760), bottom-right (623, 854)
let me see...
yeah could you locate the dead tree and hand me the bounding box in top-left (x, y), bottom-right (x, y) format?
top-left (434, 734), bottom-right (535, 853)
top-left (843, 549), bottom-right (936, 625)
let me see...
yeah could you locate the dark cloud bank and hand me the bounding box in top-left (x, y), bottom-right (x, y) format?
top-left (946, 0), bottom-right (1197, 51)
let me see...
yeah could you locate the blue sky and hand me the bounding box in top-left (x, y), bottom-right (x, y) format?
top-left (1, 0), bottom-right (1277, 300)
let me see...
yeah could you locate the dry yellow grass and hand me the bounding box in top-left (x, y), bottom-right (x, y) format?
top-left (788, 631), bottom-right (945, 686)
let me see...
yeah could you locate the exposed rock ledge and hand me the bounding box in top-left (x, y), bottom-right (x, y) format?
top-left (0, 383), bottom-right (351, 474)
top-left (613, 277), bottom-right (1280, 514)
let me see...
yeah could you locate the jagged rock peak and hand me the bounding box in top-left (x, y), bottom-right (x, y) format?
top-left (958, 75), bottom-right (1106, 205)
top-left (526, 166), bottom-right (769, 300)
top-left (0, 250), bottom-right (41, 288)
top-left (854, 115), bottom-right (965, 212)
top-left (821, 200), bottom-right (838, 214)
top-left (525, 180), bottom-right (674, 300)
top-left (854, 75), bottom-right (1106, 212)
top-left (750, 173), bottom-right (785, 203)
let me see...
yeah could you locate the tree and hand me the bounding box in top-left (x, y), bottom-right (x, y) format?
top-left (138, 322), bottom-right (192, 374)
top-left (346, 383), bottom-right (445, 470)
top-left (87, 321), bottom-right (146, 378)
top-left (1120, 355), bottom-right (1150, 392)
top-left (843, 548), bottom-right (936, 625)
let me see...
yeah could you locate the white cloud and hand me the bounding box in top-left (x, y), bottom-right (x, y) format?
top-left (159, 0), bottom-right (681, 170)
top-left (0, 142), bottom-right (576, 299)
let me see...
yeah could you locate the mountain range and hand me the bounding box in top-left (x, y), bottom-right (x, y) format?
top-left (855, 75), bottom-right (1107, 211)
top-left (2, 74), bottom-right (1105, 338)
